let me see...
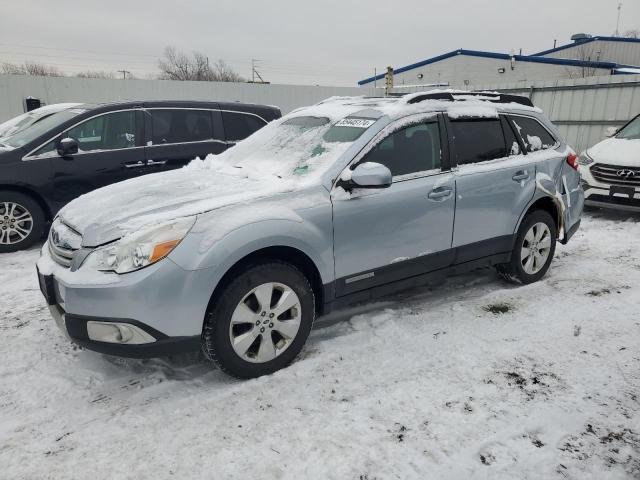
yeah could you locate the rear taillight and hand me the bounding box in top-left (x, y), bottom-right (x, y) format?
top-left (567, 153), bottom-right (579, 171)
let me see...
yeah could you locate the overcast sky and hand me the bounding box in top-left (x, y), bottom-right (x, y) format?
top-left (1, 0), bottom-right (638, 86)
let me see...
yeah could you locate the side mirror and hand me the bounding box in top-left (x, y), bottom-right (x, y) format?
top-left (605, 127), bottom-right (619, 138)
top-left (345, 162), bottom-right (392, 190)
top-left (57, 137), bottom-right (79, 157)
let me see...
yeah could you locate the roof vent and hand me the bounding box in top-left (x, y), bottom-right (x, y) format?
top-left (571, 33), bottom-right (592, 43)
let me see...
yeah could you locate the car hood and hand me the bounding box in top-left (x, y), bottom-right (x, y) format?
top-left (58, 165), bottom-right (299, 247)
top-left (588, 137), bottom-right (640, 166)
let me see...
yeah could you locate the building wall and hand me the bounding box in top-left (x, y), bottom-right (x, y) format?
top-left (541, 40), bottom-right (640, 67)
top-left (391, 54), bottom-right (612, 89)
top-left (0, 75), bottom-right (377, 123)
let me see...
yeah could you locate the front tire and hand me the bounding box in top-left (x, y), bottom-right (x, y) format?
top-left (0, 191), bottom-right (46, 253)
top-left (497, 210), bottom-right (557, 284)
top-left (202, 261), bottom-right (315, 379)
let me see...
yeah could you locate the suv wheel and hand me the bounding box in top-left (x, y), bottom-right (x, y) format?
top-left (496, 209), bottom-right (557, 284)
top-left (0, 191), bottom-right (46, 253)
top-left (202, 261), bottom-right (315, 379)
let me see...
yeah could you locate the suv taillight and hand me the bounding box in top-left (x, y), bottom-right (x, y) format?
top-left (567, 153), bottom-right (579, 171)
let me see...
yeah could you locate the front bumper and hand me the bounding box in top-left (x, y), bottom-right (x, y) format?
top-left (37, 246), bottom-right (214, 358)
top-left (47, 304), bottom-right (200, 358)
top-left (579, 165), bottom-right (640, 212)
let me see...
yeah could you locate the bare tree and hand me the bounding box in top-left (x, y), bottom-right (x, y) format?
top-left (76, 70), bottom-right (116, 79)
top-left (158, 46), bottom-right (243, 82)
top-left (1, 62), bottom-right (26, 75)
top-left (212, 59), bottom-right (244, 82)
top-left (622, 29), bottom-right (640, 39)
top-left (564, 43), bottom-right (609, 79)
top-left (24, 61), bottom-right (64, 77)
top-left (1, 61), bottom-right (64, 77)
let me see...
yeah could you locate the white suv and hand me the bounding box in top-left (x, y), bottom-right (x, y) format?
top-left (579, 114), bottom-right (640, 211)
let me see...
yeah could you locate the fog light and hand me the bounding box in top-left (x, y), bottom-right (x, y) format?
top-left (87, 321), bottom-right (156, 344)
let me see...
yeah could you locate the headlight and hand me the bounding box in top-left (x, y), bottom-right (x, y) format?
top-left (578, 151), bottom-right (594, 166)
top-left (82, 216), bottom-right (196, 274)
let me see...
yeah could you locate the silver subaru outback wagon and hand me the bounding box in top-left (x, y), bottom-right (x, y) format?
top-left (37, 91), bottom-right (584, 378)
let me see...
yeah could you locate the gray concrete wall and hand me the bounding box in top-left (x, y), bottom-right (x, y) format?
top-left (0, 75), bottom-right (377, 122)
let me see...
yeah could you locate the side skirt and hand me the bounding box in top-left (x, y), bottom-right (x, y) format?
top-left (322, 237), bottom-right (513, 315)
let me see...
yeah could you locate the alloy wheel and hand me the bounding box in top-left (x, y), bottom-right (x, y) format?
top-left (521, 222), bottom-right (552, 275)
top-left (0, 202), bottom-right (33, 245)
top-left (228, 282), bottom-right (302, 363)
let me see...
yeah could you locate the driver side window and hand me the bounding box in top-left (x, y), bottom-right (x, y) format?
top-left (32, 111), bottom-right (137, 157)
top-left (360, 122), bottom-right (441, 178)
top-left (66, 111), bottom-right (137, 152)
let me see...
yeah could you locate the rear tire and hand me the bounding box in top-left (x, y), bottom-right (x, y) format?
top-left (0, 191), bottom-right (46, 253)
top-left (496, 210), bottom-right (557, 285)
top-left (202, 261), bottom-right (315, 379)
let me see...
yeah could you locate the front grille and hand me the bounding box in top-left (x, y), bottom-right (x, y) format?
top-left (48, 240), bottom-right (75, 268)
top-left (590, 163), bottom-right (640, 188)
top-left (588, 194), bottom-right (640, 208)
top-left (48, 219), bottom-right (82, 268)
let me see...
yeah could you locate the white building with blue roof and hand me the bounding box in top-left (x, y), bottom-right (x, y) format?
top-left (358, 36), bottom-right (640, 88)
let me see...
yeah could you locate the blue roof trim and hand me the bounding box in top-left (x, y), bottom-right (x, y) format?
top-left (357, 48), bottom-right (638, 85)
top-left (533, 36), bottom-right (640, 56)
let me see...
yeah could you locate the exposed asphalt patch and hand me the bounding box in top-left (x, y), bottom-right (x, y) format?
top-left (586, 288), bottom-right (611, 297)
top-left (483, 302), bottom-right (513, 315)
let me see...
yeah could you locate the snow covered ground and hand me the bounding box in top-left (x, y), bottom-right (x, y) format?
top-left (1, 211), bottom-right (638, 479)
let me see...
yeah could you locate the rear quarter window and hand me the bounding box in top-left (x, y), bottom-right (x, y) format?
top-left (222, 111), bottom-right (267, 141)
top-left (509, 116), bottom-right (556, 152)
top-left (449, 119), bottom-right (507, 165)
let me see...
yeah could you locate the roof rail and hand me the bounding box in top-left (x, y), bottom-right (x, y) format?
top-left (406, 91), bottom-right (534, 108)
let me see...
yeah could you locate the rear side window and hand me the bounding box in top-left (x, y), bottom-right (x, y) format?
top-left (151, 109), bottom-right (213, 144)
top-left (361, 122), bottom-right (441, 177)
top-left (450, 119), bottom-right (507, 165)
top-left (509, 116), bottom-right (556, 152)
top-left (222, 111), bottom-right (266, 141)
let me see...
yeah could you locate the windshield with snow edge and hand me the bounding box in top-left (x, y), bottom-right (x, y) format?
top-left (208, 115), bottom-right (374, 180)
top-left (617, 116), bottom-right (640, 140)
top-left (3, 109), bottom-right (84, 148)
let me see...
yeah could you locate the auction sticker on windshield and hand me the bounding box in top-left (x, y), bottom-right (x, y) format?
top-left (334, 118), bottom-right (376, 128)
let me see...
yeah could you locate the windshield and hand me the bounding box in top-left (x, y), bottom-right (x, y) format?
top-left (617, 116), bottom-right (640, 140)
top-left (0, 112), bottom-right (46, 140)
top-left (213, 115), bottom-right (375, 180)
top-left (3, 109), bottom-right (84, 148)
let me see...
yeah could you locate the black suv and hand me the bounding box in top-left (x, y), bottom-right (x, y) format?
top-left (0, 100), bottom-right (281, 252)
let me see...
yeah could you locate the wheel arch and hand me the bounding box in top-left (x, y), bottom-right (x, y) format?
top-left (205, 245), bottom-right (326, 318)
top-left (0, 184), bottom-right (53, 221)
top-left (515, 195), bottom-right (562, 239)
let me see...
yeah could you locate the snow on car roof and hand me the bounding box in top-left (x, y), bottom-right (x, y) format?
top-left (309, 89), bottom-right (541, 121)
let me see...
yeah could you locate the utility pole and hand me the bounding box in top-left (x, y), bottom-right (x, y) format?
top-left (384, 66), bottom-right (393, 97)
top-left (615, 1), bottom-right (622, 36)
top-left (251, 59), bottom-right (266, 83)
top-left (374, 68), bottom-right (377, 89)
top-left (117, 70), bottom-right (130, 80)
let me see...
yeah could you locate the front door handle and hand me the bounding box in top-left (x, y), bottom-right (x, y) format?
top-left (428, 186), bottom-right (453, 200)
top-left (147, 159), bottom-right (167, 166)
top-left (124, 160), bottom-right (146, 169)
top-left (512, 170), bottom-right (530, 182)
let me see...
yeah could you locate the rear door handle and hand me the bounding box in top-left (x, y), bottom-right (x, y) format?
top-left (428, 186), bottom-right (453, 200)
top-left (512, 170), bottom-right (530, 182)
top-left (147, 159), bottom-right (167, 166)
top-left (124, 160), bottom-right (146, 169)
